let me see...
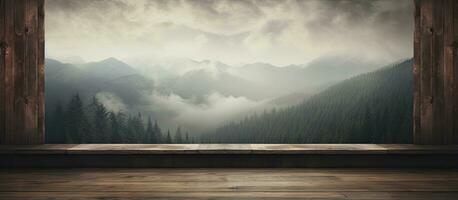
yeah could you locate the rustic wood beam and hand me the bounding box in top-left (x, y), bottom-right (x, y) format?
top-left (414, 0), bottom-right (458, 144)
top-left (0, 0), bottom-right (44, 144)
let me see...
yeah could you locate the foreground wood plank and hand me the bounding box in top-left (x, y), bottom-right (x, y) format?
top-left (1, 169), bottom-right (458, 200)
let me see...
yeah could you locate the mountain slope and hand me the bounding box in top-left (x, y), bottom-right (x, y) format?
top-left (79, 57), bottom-right (138, 80)
top-left (202, 59), bottom-right (413, 144)
top-left (45, 58), bottom-right (153, 108)
top-left (227, 55), bottom-right (381, 98)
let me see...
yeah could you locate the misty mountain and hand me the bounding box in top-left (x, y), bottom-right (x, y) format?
top-left (156, 55), bottom-right (382, 101)
top-left (301, 55), bottom-right (381, 83)
top-left (226, 55), bottom-right (381, 98)
top-left (45, 58), bottom-right (153, 108)
top-left (79, 57), bottom-right (138, 80)
top-left (202, 59), bottom-right (413, 143)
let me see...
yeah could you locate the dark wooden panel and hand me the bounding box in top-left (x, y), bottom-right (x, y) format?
top-left (37, 0), bottom-right (45, 144)
top-left (13, 0), bottom-right (27, 144)
top-left (414, 0), bottom-right (458, 144)
top-left (413, 0), bottom-right (422, 143)
top-left (1, 144), bottom-right (458, 168)
top-left (0, 0), bottom-right (44, 144)
top-left (3, 0), bottom-right (16, 144)
top-left (432, 0), bottom-right (445, 143)
top-left (0, 0), bottom-right (5, 144)
top-left (453, 0), bottom-right (458, 143)
top-left (443, 0), bottom-right (456, 144)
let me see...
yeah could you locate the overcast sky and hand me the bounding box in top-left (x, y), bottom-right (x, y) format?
top-left (45, 0), bottom-right (413, 66)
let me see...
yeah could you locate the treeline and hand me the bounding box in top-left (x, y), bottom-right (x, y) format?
top-left (201, 60), bottom-right (414, 144)
top-left (46, 94), bottom-right (193, 144)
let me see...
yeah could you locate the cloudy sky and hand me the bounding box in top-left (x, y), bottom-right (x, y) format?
top-left (46, 0), bottom-right (413, 66)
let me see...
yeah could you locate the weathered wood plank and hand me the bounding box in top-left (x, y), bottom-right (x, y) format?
top-left (419, 0), bottom-right (434, 143)
top-left (24, 0), bottom-right (39, 144)
top-left (37, 0), bottom-right (45, 144)
top-left (453, 0), bottom-right (458, 143)
top-left (0, 169), bottom-right (458, 199)
top-left (1, 191), bottom-right (458, 200)
top-left (432, 0), bottom-right (445, 143)
top-left (414, 0), bottom-right (458, 144)
top-left (13, 0), bottom-right (26, 144)
top-left (3, 0), bottom-right (16, 144)
top-left (444, 0), bottom-right (455, 144)
top-left (0, 0), bottom-right (44, 144)
top-left (0, 0), bottom-right (6, 144)
top-left (413, 0), bottom-right (422, 143)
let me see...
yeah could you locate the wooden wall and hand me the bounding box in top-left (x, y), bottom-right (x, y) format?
top-left (414, 0), bottom-right (458, 144)
top-left (0, 0), bottom-right (456, 145)
top-left (0, 0), bottom-right (44, 144)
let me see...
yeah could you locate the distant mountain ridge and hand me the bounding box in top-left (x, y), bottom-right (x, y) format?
top-left (79, 57), bottom-right (138, 80)
top-left (158, 55), bottom-right (383, 101)
top-left (45, 58), bottom-right (153, 108)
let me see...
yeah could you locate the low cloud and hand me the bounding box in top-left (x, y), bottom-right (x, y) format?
top-left (138, 92), bottom-right (268, 134)
top-left (96, 92), bottom-right (127, 113)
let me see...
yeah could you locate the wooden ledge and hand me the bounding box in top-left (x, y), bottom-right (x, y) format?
top-left (2, 144), bottom-right (458, 168)
top-left (1, 144), bottom-right (458, 155)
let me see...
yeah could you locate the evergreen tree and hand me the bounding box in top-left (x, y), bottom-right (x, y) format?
top-left (175, 127), bottom-right (183, 144)
top-left (133, 112), bottom-right (145, 143)
top-left (360, 106), bottom-right (373, 143)
top-left (109, 112), bottom-right (122, 143)
top-left (146, 116), bottom-right (156, 144)
top-left (65, 94), bottom-right (89, 143)
top-left (47, 102), bottom-right (65, 143)
top-left (153, 120), bottom-right (162, 143)
top-left (126, 116), bottom-right (137, 143)
top-left (166, 130), bottom-right (172, 144)
top-left (116, 112), bottom-right (128, 143)
top-left (93, 100), bottom-right (109, 143)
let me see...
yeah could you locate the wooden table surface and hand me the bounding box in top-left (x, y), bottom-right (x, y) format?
top-left (1, 168), bottom-right (458, 199)
top-left (2, 144), bottom-right (458, 154)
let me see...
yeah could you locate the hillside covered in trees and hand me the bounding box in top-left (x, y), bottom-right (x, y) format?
top-left (46, 95), bottom-right (193, 144)
top-left (201, 59), bottom-right (413, 144)
top-left (46, 59), bottom-right (413, 144)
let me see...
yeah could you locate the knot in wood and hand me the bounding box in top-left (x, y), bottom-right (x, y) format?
top-left (24, 27), bottom-right (31, 34)
top-left (0, 42), bottom-right (8, 56)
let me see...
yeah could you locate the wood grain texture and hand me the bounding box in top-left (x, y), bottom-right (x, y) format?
top-left (414, 0), bottom-right (458, 144)
top-left (0, 0), bottom-right (5, 144)
top-left (0, 0), bottom-right (44, 144)
top-left (413, 0), bottom-right (422, 144)
top-left (0, 168), bottom-right (458, 199)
